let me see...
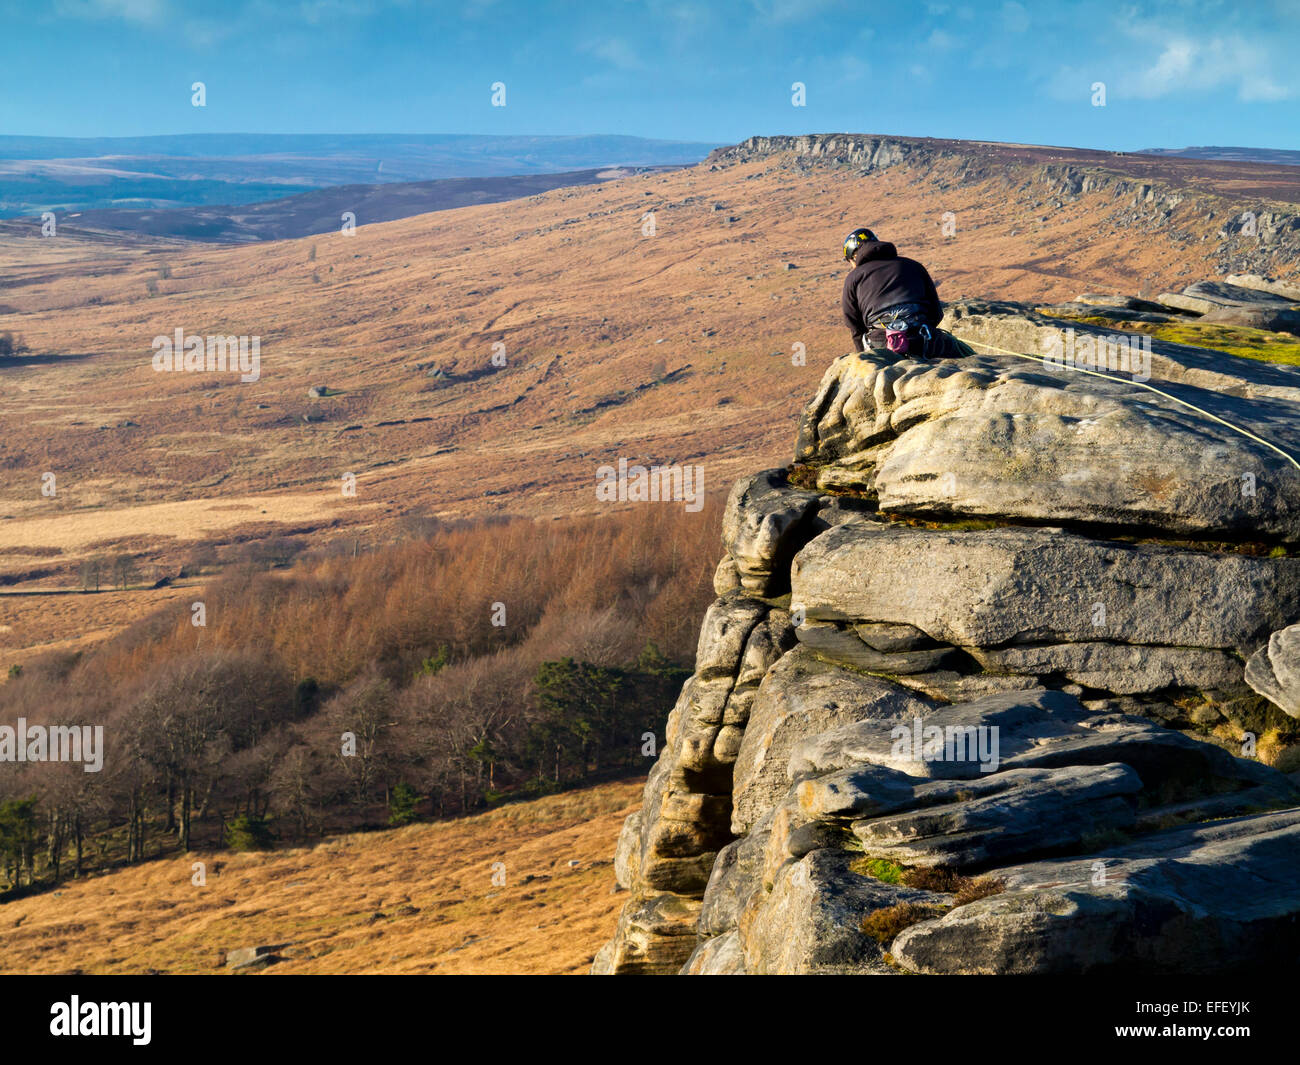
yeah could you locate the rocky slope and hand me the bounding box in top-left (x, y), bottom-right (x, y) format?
top-left (595, 296), bottom-right (1300, 975)
top-left (710, 134), bottom-right (1300, 277)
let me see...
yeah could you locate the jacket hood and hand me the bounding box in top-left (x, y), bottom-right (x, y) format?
top-left (853, 240), bottom-right (897, 265)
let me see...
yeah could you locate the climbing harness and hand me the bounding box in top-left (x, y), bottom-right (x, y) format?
top-left (871, 302), bottom-right (933, 357)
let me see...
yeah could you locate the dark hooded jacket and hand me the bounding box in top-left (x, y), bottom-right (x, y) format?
top-left (841, 240), bottom-right (943, 351)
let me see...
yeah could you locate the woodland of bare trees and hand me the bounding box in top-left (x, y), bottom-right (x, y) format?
top-left (0, 498), bottom-right (719, 891)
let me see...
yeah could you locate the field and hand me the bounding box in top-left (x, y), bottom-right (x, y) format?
top-left (0, 778), bottom-right (641, 975)
top-left (2, 143), bottom-right (1278, 639)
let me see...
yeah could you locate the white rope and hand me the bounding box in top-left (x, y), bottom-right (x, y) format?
top-left (958, 337), bottom-right (1300, 473)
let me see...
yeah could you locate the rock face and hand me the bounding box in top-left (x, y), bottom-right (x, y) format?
top-left (1226, 274), bottom-right (1300, 303)
top-left (891, 809), bottom-right (1300, 974)
top-left (794, 523), bottom-right (1300, 649)
top-left (1156, 280), bottom-right (1296, 316)
top-left (795, 345), bottom-right (1300, 536)
top-left (226, 945), bottom-right (281, 971)
top-left (595, 298), bottom-right (1300, 976)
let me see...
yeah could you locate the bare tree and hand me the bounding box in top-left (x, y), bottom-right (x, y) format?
top-left (79, 556), bottom-right (106, 592)
top-left (323, 671), bottom-right (398, 808)
top-left (111, 553), bottom-right (136, 591)
top-left (132, 652), bottom-right (292, 851)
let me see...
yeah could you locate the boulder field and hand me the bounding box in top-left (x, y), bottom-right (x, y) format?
top-left (594, 297), bottom-right (1300, 976)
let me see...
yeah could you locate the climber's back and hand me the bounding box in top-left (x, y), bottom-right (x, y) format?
top-left (840, 227), bottom-right (961, 359)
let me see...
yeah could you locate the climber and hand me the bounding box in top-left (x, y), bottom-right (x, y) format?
top-left (840, 227), bottom-right (961, 358)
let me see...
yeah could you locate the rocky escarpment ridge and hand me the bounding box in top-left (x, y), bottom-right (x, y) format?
top-left (708, 134), bottom-right (1300, 276)
top-left (1039, 276), bottom-right (1300, 337)
top-left (594, 300), bottom-right (1300, 975)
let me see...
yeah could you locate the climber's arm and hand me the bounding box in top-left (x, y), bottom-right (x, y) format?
top-left (842, 276), bottom-right (866, 351)
top-left (922, 269), bottom-right (944, 327)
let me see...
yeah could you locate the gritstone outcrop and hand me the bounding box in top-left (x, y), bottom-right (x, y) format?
top-left (595, 298), bottom-right (1300, 975)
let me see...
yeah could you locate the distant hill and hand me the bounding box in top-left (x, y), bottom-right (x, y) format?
top-left (40, 165), bottom-right (677, 243)
top-left (0, 133), bottom-right (718, 218)
top-left (1140, 146), bottom-right (1300, 166)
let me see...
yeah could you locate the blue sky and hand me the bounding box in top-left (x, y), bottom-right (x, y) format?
top-left (4, 0), bottom-right (1299, 150)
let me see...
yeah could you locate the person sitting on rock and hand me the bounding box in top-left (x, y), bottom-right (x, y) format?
top-left (841, 227), bottom-right (961, 358)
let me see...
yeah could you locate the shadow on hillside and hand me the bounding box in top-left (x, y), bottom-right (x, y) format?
top-left (0, 351), bottom-right (94, 367)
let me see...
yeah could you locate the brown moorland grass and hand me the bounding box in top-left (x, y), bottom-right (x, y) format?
top-left (0, 778), bottom-right (642, 975)
top-left (4, 491), bottom-right (724, 698)
top-left (3, 144), bottom-right (1284, 653)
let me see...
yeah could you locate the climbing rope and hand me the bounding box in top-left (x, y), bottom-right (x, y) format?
top-left (956, 336), bottom-right (1300, 473)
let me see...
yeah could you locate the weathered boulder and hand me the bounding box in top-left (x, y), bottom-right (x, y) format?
top-left (698, 810), bottom-right (775, 943)
top-left (890, 809), bottom-right (1300, 974)
top-left (730, 646), bottom-right (934, 832)
top-left (613, 810), bottom-right (641, 890)
top-left (597, 594), bottom-right (793, 972)
top-left (796, 761), bottom-right (938, 819)
top-left (1200, 304), bottom-right (1300, 333)
top-left (721, 469), bottom-right (821, 595)
top-left (790, 522), bottom-right (1300, 653)
top-left (597, 893), bottom-right (702, 976)
top-left (598, 294), bottom-right (1300, 977)
top-left (668, 592), bottom-right (790, 781)
top-left (787, 688), bottom-right (1274, 790)
top-left (1075, 293), bottom-right (1171, 313)
top-left (226, 945), bottom-right (281, 971)
top-left (680, 929), bottom-right (747, 974)
top-left (890, 670), bottom-right (1045, 703)
top-left (848, 762), bottom-right (1142, 867)
top-left (795, 618), bottom-right (955, 674)
top-left (738, 848), bottom-right (941, 974)
top-left (728, 686), bottom-right (1298, 974)
top-left (789, 688), bottom-right (1078, 779)
top-left (855, 621), bottom-right (941, 652)
top-left (967, 641), bottom-right (1243, 696)
top-left (1244, 622), bottom-right (1300, 718)
top-left (795, 349), bottom-right (1300, 536)
top-left (1036, 300), bottom-right (1177, 325)
top-left (941, 299), bottom-right (1300, 403)
top-left (712, 556), bottom-right (742, 595)
top-left (1156, 281), bottom-right (1295, 315)
top-left (1225, 274), bottom-right (1300, 302)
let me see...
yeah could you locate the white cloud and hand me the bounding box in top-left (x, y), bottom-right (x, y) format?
top-left (1132, 38), bottom-right (1196, 96)
top-left (1123, 31), bottom-right (1293, 102)
top-left (296, 0), bottom-right (383, 25)
top-left (647, 0), bottom-right (709, 29)
top-left (1033, 10), bottom-right (1298, 105)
